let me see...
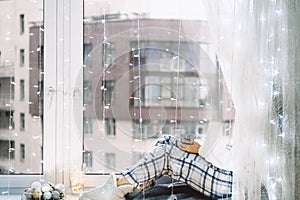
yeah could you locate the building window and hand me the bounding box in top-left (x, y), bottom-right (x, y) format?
top-left (105, 118), bottom-right (115, 136)
top-left (137, 76), bottom-right (206, 108)
top-left (144, 76), bottom-right (161, 107)
top-left (83, 151), bottom-right (93, 168)
top-left (103, 42), bottom-right (115, 68)
top-left (132, 119), bottom-right (161, 139)
top-left (131, 49), bottom-right (146, 68)
top-left (83, 80), bottom-right (92, 103)
top-left (0, 0), bottom-right (43, 183)
top-left (83, 43), bottom-right (92, 66)
top-left (83, 117), bottom-right (93, 134)
top-left (105, 153), bottom-right (115, 169)
top-left (20, 79), bottom-right (25, 101)
top-left (0, 140), bottom-right (15, 159)
top-left (102, 80), bottom-right (115, 106)
top-left (20, 144), bottom-right (25, 161)
top-left (20, 14), bottom-right (25, 34)
top-left (130, 41), bottom-right (199, 71)
top-left (2, 111), bottom-right (14, 130)
top-left (20, 49), bottom-right (25, 67)
top-left (20, 113), bottom-right (25, 131)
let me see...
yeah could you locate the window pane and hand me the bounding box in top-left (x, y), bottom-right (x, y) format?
top-left (20, 113), bottom-right (25, 131)
top-left (20, 143), bottom-right (25, 161)
top-left (83, 0), bottom-right (229, 174)
top-left (83, 43), bottom-right (92, 66)
top-left (0, 0), bottom-right (43, 174)
top-left (20, 14), bottom-right (24, 35)
top-left (20, 79), bottom-right (24, 101)
top-left (20, 49), bottom-right (25, 67)
top-left (0, 140), bottom-right (15, 160)
top-left (82, 1), bottom-right (300, 199)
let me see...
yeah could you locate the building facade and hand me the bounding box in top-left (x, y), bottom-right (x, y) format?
top-left (0, 0), bottom-right (43, 174)
top-left (82, 17), bottom-right (235, 172)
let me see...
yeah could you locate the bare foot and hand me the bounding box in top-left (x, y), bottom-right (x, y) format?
top-left (179, 141), bottom-right (200, 154)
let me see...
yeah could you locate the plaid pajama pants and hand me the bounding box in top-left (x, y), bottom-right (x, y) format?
top-left (122, 135), bottom-right (233, 199)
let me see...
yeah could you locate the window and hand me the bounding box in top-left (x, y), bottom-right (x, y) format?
top-left (20, 14), bottom-right (24, 34)
top-left (0, 0), bottom-right (45, 194)
top-left (137, 75), bottom-right (207, 108)
top-left (20, 79), bottom-right (24, 101)
top-left (20, 49), bottom-right (25, 67)
top-left (84, 117), bottom-right (93, 134)
top-left (103, 42), bottom-right (116, 68)
top-left (0, 111), bottom-right (14, 130)
top-left (131, 48), bottom-right (147, 67)
top-left (0, 140), bottom-right (15, 160)
top-left (144, 77), bottom-right (160, 106)
top-left (83, 43), bottom-right (92, 66)
top-left (130, 41), bottom-right (199, 72)
top-left (105, 118), bottom-right (115, 136)
top-left (20, 113), bottom-right (25, 131)
top-left (83, 80), bottom-right (92, 103)
top-left (83, 151), bottom-right (93, 168)
top-left (132, 119), bottom-right (161, 139)
top-left (20, 144), bottom-right (25, 161)
top-left (82, 16), bottom-right (219, 174)
top-left (105, 153), bottom-right (115, 169)
top-left (102, 80), bottom-right (115, 106)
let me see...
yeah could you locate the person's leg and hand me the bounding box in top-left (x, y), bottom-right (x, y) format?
top-left (168, 137), bottom-right (233, 199)
top-left (80, 135), bottom-right (232, 199)
top-left (118, 135), bottom-right (201, 188)
top-left (80, 135), bottom-right (173, 200)
top-left (120, 135), bottom-right (172, 189)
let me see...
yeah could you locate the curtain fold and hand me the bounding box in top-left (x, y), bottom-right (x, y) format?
top-left (204, 0), bottom-right (298, 199)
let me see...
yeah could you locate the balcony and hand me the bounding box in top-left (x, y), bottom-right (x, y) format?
top-left (0, 96), bottom-right (14, 110)
top-left (0, 61), bottom-right (15, 77)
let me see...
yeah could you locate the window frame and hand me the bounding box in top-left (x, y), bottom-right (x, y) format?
top-left (0, 0), bottom-right (120, 195)
top-left (0, 0), bottom-right (83, 196)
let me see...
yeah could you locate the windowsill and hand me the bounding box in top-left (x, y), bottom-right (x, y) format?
top-left (0, 194), bottom-right (80, 200)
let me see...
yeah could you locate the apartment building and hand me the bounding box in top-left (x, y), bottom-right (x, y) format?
top-left (81, 17), bottom-right (235, 172)
top-left (0, 0), bottom-right (43, 174)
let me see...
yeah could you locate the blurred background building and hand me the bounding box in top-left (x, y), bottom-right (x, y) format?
top-left (0, 0), bottom-right (235, 174)
top-left (0, 0), bottom-right (43, 174)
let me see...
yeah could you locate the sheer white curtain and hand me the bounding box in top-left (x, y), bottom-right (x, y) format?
top-left (204, 0), bottom-right (297, 199)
